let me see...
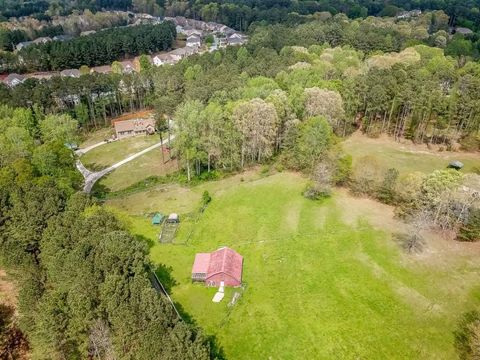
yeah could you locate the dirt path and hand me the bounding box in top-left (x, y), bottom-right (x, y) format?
top-left (0, 270), bottom-right (17, 308)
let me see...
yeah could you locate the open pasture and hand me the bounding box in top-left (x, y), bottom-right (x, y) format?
top-left (109, 171), bottom-right (480, 359)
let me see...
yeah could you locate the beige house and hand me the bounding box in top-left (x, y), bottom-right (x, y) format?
top-left (114, 118), bottom-right (156, 139)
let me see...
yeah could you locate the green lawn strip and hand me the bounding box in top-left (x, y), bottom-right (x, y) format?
top-left (79, 127), bottom-right (114, 148)
top-left (80, 135), bottom-right (160, 170)
top-left (98, 149), bottom-right (178, 192)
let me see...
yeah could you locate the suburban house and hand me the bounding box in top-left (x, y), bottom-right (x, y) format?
top-left (184, 28), bottom-right (203, 37)
top-left (80, 30), bottom-right (96, 36)
top-left (170, 47), bottom-right (194, 59)
top-left (455, 27), bottom-right (474, 35)
top-left (53, 35), bottom-right (73, 42)
top-left (113, 118), bottom-right (156, 139)
top-left (396, 10), bottom-right (422, 19)
top-left (91, 65), bottom-right (112, 74)
top-left (227, 33), bottom-right (245, 46)
top-left (29, 72), bottom-right (56, 80)
top-left (4, 74), bottom-right (25, 87)
top-left (60, 69), bottom-right (81, 78)
top-left (121, 61), bottom-right (136, 74)
top-left (153, 53), bottom-right (179, 66)
top-left (186, 34), bottom-right (201, 48)
top-left (218, 37), bottom-right (228, 48)
top-left (191, 247), bottom-right (243, 287)
top-left (33, 37), bottom-right (52, 45)
top-left (16, 41), bottom-right (33, 51)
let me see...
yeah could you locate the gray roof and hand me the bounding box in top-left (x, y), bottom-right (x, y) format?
top-left (33, 37), bottom-right (52, 44)
top-left (448, 161), bottom-right (464, 169)
top-left (4, 73), bottom-right (25, 86)
top-left (456, 27), bottom-right (474, 35)
top-left (91, 65), bottom-right (111, 74)
top-left (228, 37), bottom-right (243, 45)
top-left (53, 35), bottom-right (73, 42)
top-left (16, 41), bottom-right (33, 50)
top-left (60, 69), bottom-right (81, 77)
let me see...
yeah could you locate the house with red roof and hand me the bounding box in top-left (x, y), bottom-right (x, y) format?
top-left (191, 247), bottom-right (243, 287)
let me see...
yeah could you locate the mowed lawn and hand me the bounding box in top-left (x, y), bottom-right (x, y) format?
top-left (81, 135), bottom-right (160, 170)
top-left (344, 133), bottom-right (479, 175)
top-left (79, 127), bottom-right (114, 148)
top-left (110, 172), bottom-right (480, 359)
top-left (99, 150), bottom-right (178, 191)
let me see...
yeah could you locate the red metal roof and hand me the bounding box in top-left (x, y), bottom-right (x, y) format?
top-left (207, 247), bottom-right (243, 283)
top-left (192, 253), bottom-right (210, 274)
top-left (192, 247), bottom-right (243, 284)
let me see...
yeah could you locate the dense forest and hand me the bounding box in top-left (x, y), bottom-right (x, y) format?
top-left (0, 0), bottom-right (131, 19)
top-left (2, 0), bottom-right (480, 32)
top-left (6, 21), bottom-right (176, 72)
top-left (0, 106), bottom-right (212, 358)
top-left (0, 10), bottom-right (131, 52)
top-left (1, 13), bottom-right (478, 148)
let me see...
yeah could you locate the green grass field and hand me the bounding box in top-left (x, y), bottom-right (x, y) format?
top-left (109, 171), bottom-right (480, 359)
top-left (79, 128), bottom-right (114, 148)
top-left (344, 133), bottom-right (479, 175)
top-left (81, 135), bottom-right (160, 170)
top-left (99, 149), bottom-right (178, 192)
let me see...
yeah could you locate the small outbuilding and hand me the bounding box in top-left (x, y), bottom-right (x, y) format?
top-left (448, 161), bottom-right (464, 170)
top-left (192, 247), bottom-right (243, 287)
top-left (152, 213), bottom-right (164, 225)
top-left (167, 213), bottom-right (179, 223)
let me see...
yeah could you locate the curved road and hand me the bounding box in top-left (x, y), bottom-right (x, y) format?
top-left (76, 136), bottom-right (173, 193)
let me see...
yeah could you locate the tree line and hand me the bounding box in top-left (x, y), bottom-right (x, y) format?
top-left (3, 0), bottom-right (480, 33)
top-left (0, 9), bottom-right (130, 52)
top-left (2, 21), bottom-right (176, 72)
top-left (1, 14), bottom-right (479, 147)
top-left (0, 0), bottom-right (131, 20)
top-left (169, 0), bottom-right (480, 32)
top-left (0, 105), bottom-right (212, 358)
top-left (0, 25), bottom-right (63, 52)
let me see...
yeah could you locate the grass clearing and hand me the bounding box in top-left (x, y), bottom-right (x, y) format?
top-left (108, 171), bottom-right (480, 359)
top-left (79, 127), bottom-right (114, 148)
top-left (344, 133), bottom-right (479, 175)
top-left (80, 135), bottom-right (160, 170)
top-left (99, 150), bottom-right (178, 192)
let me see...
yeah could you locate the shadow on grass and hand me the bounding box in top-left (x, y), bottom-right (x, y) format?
top-left (152, 265), bottom-right (227, 359)
top-left (173, 301), bottom-right (227, 359)
top-left (394, 232), bottom-right (426, 254)
top-left (90, 181), bottom-right (111, 200)
top-left (83, 162), bottom-right (109, 172)
top-left (155, 263), bottom-right (178, 293)
top-left (136, 233), bottom-right (156, 249)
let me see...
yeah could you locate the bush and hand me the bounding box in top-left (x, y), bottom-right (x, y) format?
top-left (199, 170), bottom-right (221, 181)
top-left (333, 154), bottom-right (352, 185)
top-left (201, 191), bottom-right (212, 207)
top-left (454, 311), bottom-right (480, 359)
top-left (460, 133), bottom-right (480, 151)
top-left (457, 208), bottom-right (480, 242)
top-left (377, 168), bottom-right (399, 204)
top-left (303, 182), bottom-right (331, 201)
top-left (350, 155), bottom-right (383, 196)
top-left (260, 165), bottom-right (270, 175)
